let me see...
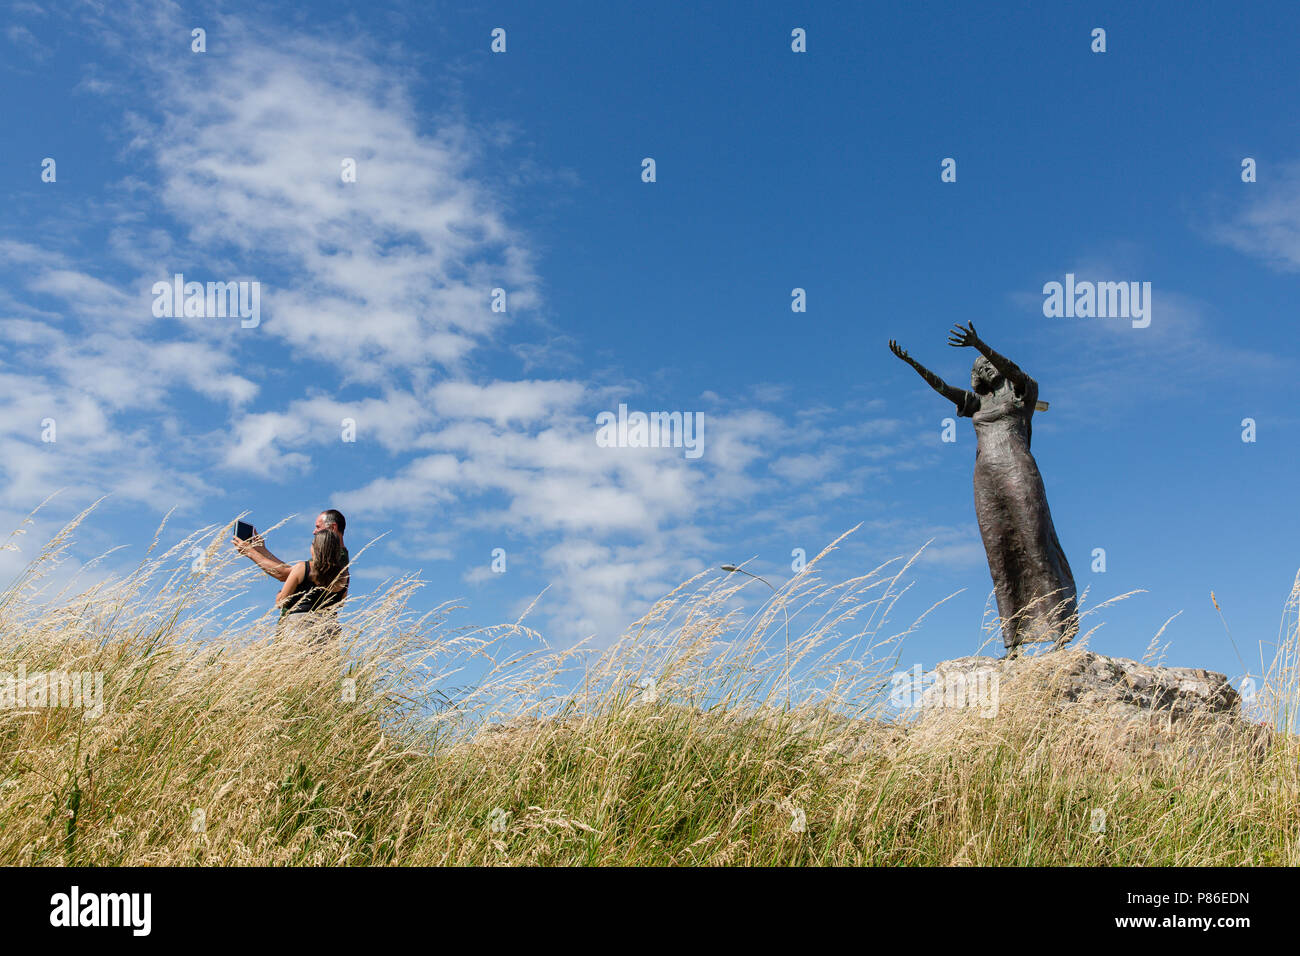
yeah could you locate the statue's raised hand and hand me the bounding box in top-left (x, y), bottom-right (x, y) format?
top-left (947, 321), bottom-right (979, 348)
top-left (888, 339), bottom-right (913, 364)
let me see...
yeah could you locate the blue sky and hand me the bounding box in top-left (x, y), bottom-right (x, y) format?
top-left (3, 0), bottom-right (1299, 690)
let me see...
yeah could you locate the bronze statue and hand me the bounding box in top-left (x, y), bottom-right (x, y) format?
top-left (889, 322), bottom-right (1078, 657)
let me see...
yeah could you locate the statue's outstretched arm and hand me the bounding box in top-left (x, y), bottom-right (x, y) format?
top-left (889, 339), bottom-right (971, 407)
top-left (948, 322), bottom-right (1032, 392)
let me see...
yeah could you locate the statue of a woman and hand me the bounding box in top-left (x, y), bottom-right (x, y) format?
top-left (889, 322), bottom-right (1078, 657)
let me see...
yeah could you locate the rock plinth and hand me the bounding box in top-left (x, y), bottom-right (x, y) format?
top-left (927, 650), bottom-right (1240, 722)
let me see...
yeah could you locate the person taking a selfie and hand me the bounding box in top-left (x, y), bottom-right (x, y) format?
top-left (232, 510), bottom-right (350, 639)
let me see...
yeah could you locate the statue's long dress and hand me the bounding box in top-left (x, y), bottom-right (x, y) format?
top-left (957, 376), bottom-right (1078, 648)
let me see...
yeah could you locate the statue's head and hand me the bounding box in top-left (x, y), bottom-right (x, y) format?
top-left (971, 355), bottom-right (1001, 394)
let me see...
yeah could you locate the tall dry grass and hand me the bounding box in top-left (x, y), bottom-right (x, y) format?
top-left (1, 508), bottom-right (1297, 866)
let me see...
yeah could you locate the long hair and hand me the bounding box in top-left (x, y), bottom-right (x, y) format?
top-left (310, 528), bottom-right (347, 591)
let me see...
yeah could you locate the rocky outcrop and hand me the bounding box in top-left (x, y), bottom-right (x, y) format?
top-left (925, 650), bottom-right (1241, 721)
top-left (913, 648), bottom-right (1270, 761)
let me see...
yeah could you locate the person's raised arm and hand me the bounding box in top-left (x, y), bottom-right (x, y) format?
top-left (889, 339), bottom-right (973, 409)
top-left (947, 322), bottom-right (1032, 393)
top-left (232, 528), bottom-right (293, 582)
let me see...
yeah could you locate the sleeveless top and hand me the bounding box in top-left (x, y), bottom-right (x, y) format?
top-left (281, 556), bottom-right (348, 617)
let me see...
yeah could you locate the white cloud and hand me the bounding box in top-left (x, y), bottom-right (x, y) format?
top-left (5, 23), bottom-right (51, 61)
top-left (142, 28), bottom-right (541, 380)
top-left (431, 380), bottom-right (586, 426)
top-left (1211, 163), bottom-right (1300, 271)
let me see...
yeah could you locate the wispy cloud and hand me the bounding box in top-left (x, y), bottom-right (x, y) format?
top-left (1210, 161), bottom-right (1300, 272)
top-left (5, 23), bottom-right (52, 62)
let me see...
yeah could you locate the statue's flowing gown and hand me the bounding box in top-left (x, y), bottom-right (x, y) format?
top-left (958, 375), bottom-right (1078, 648)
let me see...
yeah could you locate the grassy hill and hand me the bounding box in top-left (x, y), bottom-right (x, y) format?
top-left (2, 516), bottom-right (1297, 866)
